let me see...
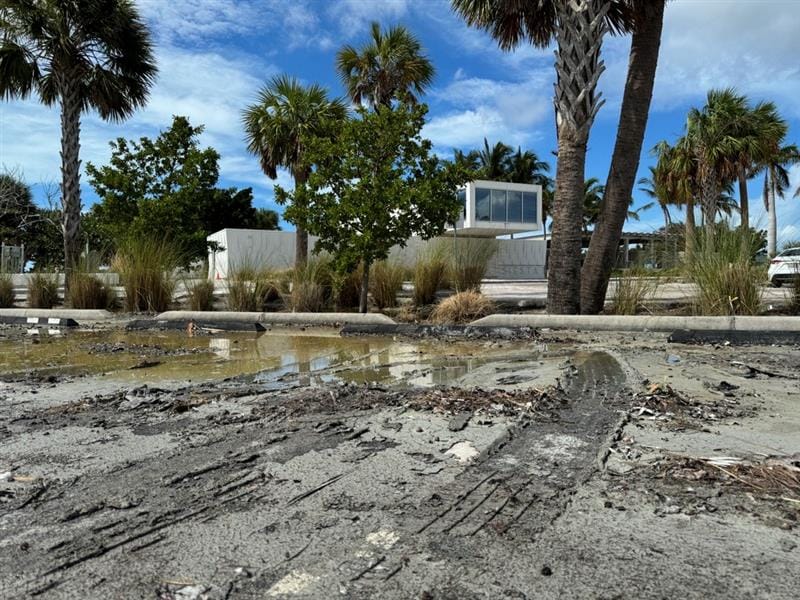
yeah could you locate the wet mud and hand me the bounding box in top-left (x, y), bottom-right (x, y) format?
top-left (0, 328), bottom-right (798, 598)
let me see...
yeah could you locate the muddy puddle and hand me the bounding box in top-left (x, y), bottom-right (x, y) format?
top-left (0, 327), bottom-right (564, 388)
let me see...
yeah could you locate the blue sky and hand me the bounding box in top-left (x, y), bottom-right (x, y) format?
top-left (2, 0), bottom-right (800, 244)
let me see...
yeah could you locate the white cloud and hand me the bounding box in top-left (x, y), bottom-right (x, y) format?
top-left (327, 0), bottom-right (410, 33)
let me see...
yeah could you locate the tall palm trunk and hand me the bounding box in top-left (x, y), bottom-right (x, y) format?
top-left (293, 171), bottom-right (309, 267)
top-left (766, 170), bottom-right (777, 257)
top-left (60, 83), bottom-right (83, 295)
top-left (579, 0), bottom-right (665, 313)
top-left (547, 0), bottom-right (608, 314)
top-left (738, 169), bottom-right (749, 231)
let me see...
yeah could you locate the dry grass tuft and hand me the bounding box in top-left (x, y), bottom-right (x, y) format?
top-left (429, 290), bottom-right (494, 325)
top-left (69, 272), bottom-right (116, 310)
top-left (0, 273), bottom-right (14, 308)
top-left (186, 280), bottom-right (216, 311)
top-left (27, 273), bottom-right (59, 308)
top-left (286, 257), bottom-right (332, 312)
top-left (413, 245), bottom-right (448, 306)
top-left (446, 237), bottom-right (498, 292)
top-left (609, 268), bottom-right (657, 315)
top-left (370, 260), bottom-right (404, 309)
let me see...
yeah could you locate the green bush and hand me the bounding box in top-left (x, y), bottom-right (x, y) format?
top-left (413, 244), bottom-right (448, 306)
top-left (370, 260), bottom-right (404, 309)
top-left (0, 274), bottom-right (14, 308)
top-left (686, 225), bottom-right (764, 316)
top-left (27, 273), bottom-right (59, 308)
top-left (112, 237), bottom-right (179, 313)
top-left (446, 237), bottom-right (498, 292)
top-left (68, 272), bottom-right (116, 309)
top-left (186, 280), bottom-right (216, 311)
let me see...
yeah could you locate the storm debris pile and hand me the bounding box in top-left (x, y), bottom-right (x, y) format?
top-left (631, 381), bottom-right (753, 424)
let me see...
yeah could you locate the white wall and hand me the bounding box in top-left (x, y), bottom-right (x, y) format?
top-left (209, 229), bottom-right (546, 281)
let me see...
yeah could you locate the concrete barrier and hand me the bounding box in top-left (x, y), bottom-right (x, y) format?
top-left (155, 311), bottom-right (397, 326)
top-left (0, 308), bottom-right (116, 321)
top-left (470, 314), bottom-right (800, 332)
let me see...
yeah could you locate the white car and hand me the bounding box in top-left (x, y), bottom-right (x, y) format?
top-left (768, 247), bottom-right (800, 287)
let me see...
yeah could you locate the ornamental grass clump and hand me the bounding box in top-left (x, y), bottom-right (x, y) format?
top-left (609, 268), bottom-right (657, 315)
top-left (0, 273), bottom-right (15, 308)
top-left (186, 280), bottom-right (216, 311)
top-left (287, 256), bottom-right (333, 312)
top-left (686, 226), bottom-right (764, 316)
top-left (447, 237), bottom-right (498, 292)
top-left (68, 272), bottom-right (116, 309)
top-left (226, 260), bottom-right (281, 312)
top-left (413, 244), bottom-right (448, 306)
top-left (112, 237), bottom-right (179, 313)
top-left (429, 290), bottom-right (494, 325)
top-left (27, 273), bottom-right (59, 308)
top-left (334, 264), bottom-right (363, 310)
top-left (370, 260), bottom-right (405, 309)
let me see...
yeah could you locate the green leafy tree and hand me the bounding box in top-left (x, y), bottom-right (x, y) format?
top-left (0, 171), bottom-right (36, 246)
top-left (0, 0), bottom-right (157, 285)
top-left (87, 116), bottom-right (264, 264)
top-left (279, 102), bottom-right (468, 313)
top-left (243, 75), bottom-right (346, 266)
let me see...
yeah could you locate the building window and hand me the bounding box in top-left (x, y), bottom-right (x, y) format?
top-left (457, 189), bottom-right (466, 219)
top-left (507, 190), bottom-right (522, 223)
top-left (523, 191), bottom-right (538, 224)
top-left (476, 187), bottom-right (491, 221)
top-left (491, 189), bottom-right (506, 221)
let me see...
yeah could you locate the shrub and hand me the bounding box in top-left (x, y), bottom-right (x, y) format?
top-left (0, 274), bottom-right (14, 308)
top-left (429, 290), bottom-right (494, 325)
top-left (609, 268), bottom-right (657, 315)
top-left (447, 237), bottom-right (498, 292)
top-left (27, 273), bottom-right (59, 308)
top-left (186, 280), bottom-right (216, 311)
top-left (413, 244), bottom-right (448, 306)
top-left (370, 260), bottom-right (404, 309)
top-left (69, 272), bottom-right (116, 309)
top-left (685, 225), bottom-right (764, 316)
top-left (286, 256), bottom-right (332, 312)
top-left (112, 237), bottom-right (179, 313)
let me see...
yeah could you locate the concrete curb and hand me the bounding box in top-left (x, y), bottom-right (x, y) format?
top-left (0, 308), bottom-right (115, 321)
top-left (155, 311), bottom-right (397, 326)
top-left (470, 314), bottom-right (800, 332)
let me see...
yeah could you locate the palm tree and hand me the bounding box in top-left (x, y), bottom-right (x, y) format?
top-left (732, 101), bottom-right (787, 231)
top-left (685, 88), bottom-right (751, 225)
top-left (506, 147), bottom-right (551, 186)
top-left (0, 0), bottom-right (156, 287)
top-left (452, 0), bottom-right (635, 313)
top-left (583, 177), bottom-right (642, 235)
top-left (336, 22), bottom-right (435, 109)
top-left (476, 138), bottom-right (513, 180)
top-left (453, 149), bottom-right (481, 175)
top-left (581, 0), bottom-right (667, 313)
top-left (653, 138), bottom-right (699, 254)
top-left (761, 144), bottom-right (800, 256)
top-left (638, 167), bottom-right (672, 236)
top-left (243, 76), bottom-right (347, 266)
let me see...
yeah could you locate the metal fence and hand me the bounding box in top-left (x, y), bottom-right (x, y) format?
top-left (0, 243), bottom-right (24, 273)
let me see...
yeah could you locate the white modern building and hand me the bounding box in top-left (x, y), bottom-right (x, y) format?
top-left (208, 180), bottom-right (547, 280)
top-left (449, 180), bottom-right (543, 237)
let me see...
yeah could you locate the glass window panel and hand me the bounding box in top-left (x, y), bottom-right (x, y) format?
top-left (475, 188), bottom-right (491, 221)
top-left (523, 192), bottom-right (538, 223)
top-left (491, 189), bottom-right (507, 222)
top-left (507, 190), bottom-right (522, 223)
top-left (457, 189), bottom-right (466, 218)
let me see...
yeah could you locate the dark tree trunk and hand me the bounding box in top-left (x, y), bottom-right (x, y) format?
top-left (547, 0), bottom-right (609, 314)
top-left (359, 261), bottom-right (370, 314)
top-left (293, 171), bottom-right (309, 267)
top-left (738, 169), bottom-right (749, 231)
top-left (579, 1), bottom-right (665, 314)
top-left (60, 84), bottom-right (83, 297)
top-left (685, 197), bottom-right (696, 256)
top-left (547, 132), bottom-right (586, 314)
